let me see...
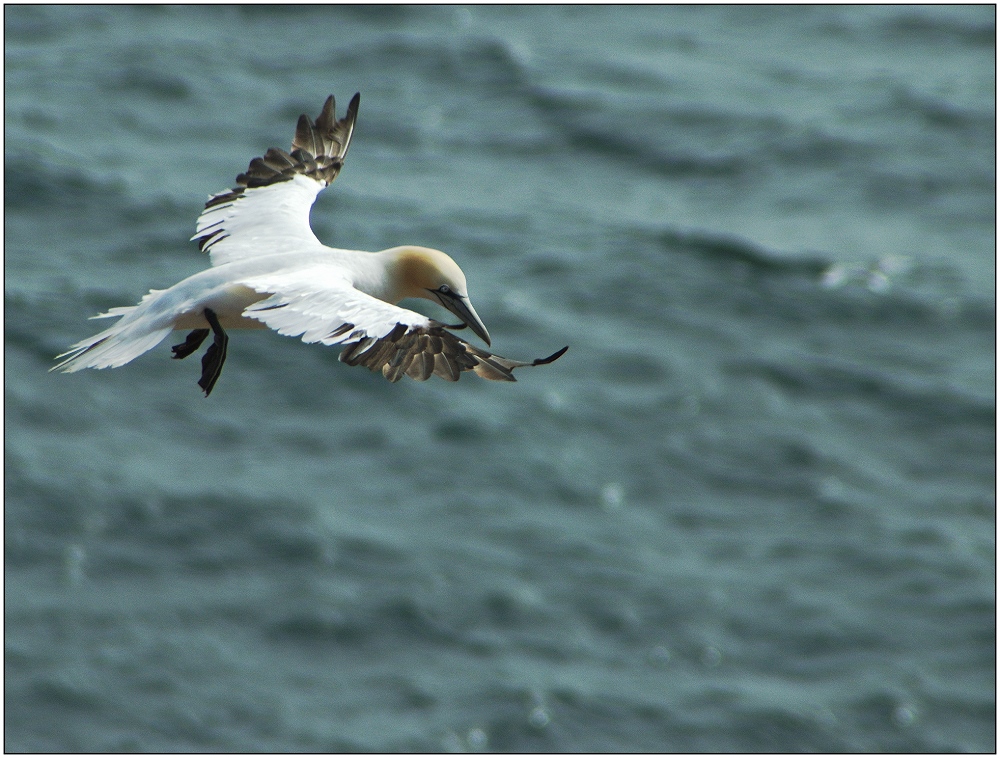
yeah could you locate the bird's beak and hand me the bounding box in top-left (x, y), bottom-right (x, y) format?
top-left (439, 292), bottom-right (491, 346)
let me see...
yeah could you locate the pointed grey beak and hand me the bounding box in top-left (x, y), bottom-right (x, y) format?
top-left (435, 291), bottom-right (491, 346)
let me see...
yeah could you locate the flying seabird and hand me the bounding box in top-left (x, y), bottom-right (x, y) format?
top-left (52, 93), bottom-right (567, 395)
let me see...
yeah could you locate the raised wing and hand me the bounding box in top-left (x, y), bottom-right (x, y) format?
top-left (240, 266), bottom-right (567, 382)
top-left (192, 93), bottom-right (360, 267)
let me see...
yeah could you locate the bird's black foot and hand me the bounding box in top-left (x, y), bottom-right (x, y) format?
top-left (171, 329), bottom-right (210, 359)
top-left (197, 308), bottom-right (228, 396)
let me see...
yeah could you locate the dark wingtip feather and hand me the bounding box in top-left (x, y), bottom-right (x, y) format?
top-left (320, 94), bottom-right (336, 121)
top-left (336, 320), bottom-right (565, 384)
top-left (201, 92), bottom-right (363, 221)
top-left (533, 346), bottom-right (568, 366)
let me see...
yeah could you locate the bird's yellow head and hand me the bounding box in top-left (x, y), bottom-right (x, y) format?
top-left (388, 246), bottom-right (491, 345)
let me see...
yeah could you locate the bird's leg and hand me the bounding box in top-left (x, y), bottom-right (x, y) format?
top-left (198, 308), bottom-right (228, 396)
top-left (171, 329), bottom-right (210, 359)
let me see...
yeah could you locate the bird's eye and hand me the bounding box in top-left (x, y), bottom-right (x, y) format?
top-left (437, 284), bottom-right (451, 295)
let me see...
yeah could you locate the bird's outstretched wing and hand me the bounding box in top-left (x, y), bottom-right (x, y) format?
top-left (241, 266), bottom-right (567, 382)
top-left (192, 93), bottom-right (360, 267)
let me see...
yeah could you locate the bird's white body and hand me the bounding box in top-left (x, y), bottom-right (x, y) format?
top-left (53, 94), bottom-right (566, 393)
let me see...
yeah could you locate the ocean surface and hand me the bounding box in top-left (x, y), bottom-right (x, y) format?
top-left (4, 5), bottom-right (995, 752)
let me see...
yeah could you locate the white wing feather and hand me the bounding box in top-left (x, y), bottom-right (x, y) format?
top-left (192, 175), bottom-right (326, 266)
top-left (192, 93), bottom-right (359, 267)
top-left (240, 265), bottom-right (430, 347)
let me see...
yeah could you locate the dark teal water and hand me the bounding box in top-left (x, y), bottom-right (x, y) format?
top-left (5, 5), bottom-right (995, 752)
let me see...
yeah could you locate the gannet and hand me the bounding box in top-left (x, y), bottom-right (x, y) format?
top-left (52, 93), bottom-right (567, 395)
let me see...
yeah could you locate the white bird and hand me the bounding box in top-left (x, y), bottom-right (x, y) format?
top-left (52, 93), bottom-right (567, 395)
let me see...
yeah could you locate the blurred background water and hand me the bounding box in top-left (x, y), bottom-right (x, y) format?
top-left (4, 5), bottom-right (995, 752)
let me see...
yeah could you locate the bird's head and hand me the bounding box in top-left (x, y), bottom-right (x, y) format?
top-left (388, 246), bottom-right (491, 345)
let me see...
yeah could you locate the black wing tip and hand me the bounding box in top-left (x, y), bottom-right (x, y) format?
top-left (201, 91), bottom-right (362, 215)
top-left (533, 345), bottom-right (568, 366)
top-left (314, 92), bottom-right (358, 123)
top-left (313, 92), bottom-right (360, 131)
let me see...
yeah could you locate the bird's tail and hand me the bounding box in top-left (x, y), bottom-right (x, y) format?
top-left (51, 302), bottom-right (174, 373)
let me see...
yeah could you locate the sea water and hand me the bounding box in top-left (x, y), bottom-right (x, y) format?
top-left (5, 5), bottom-right (994, 751)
